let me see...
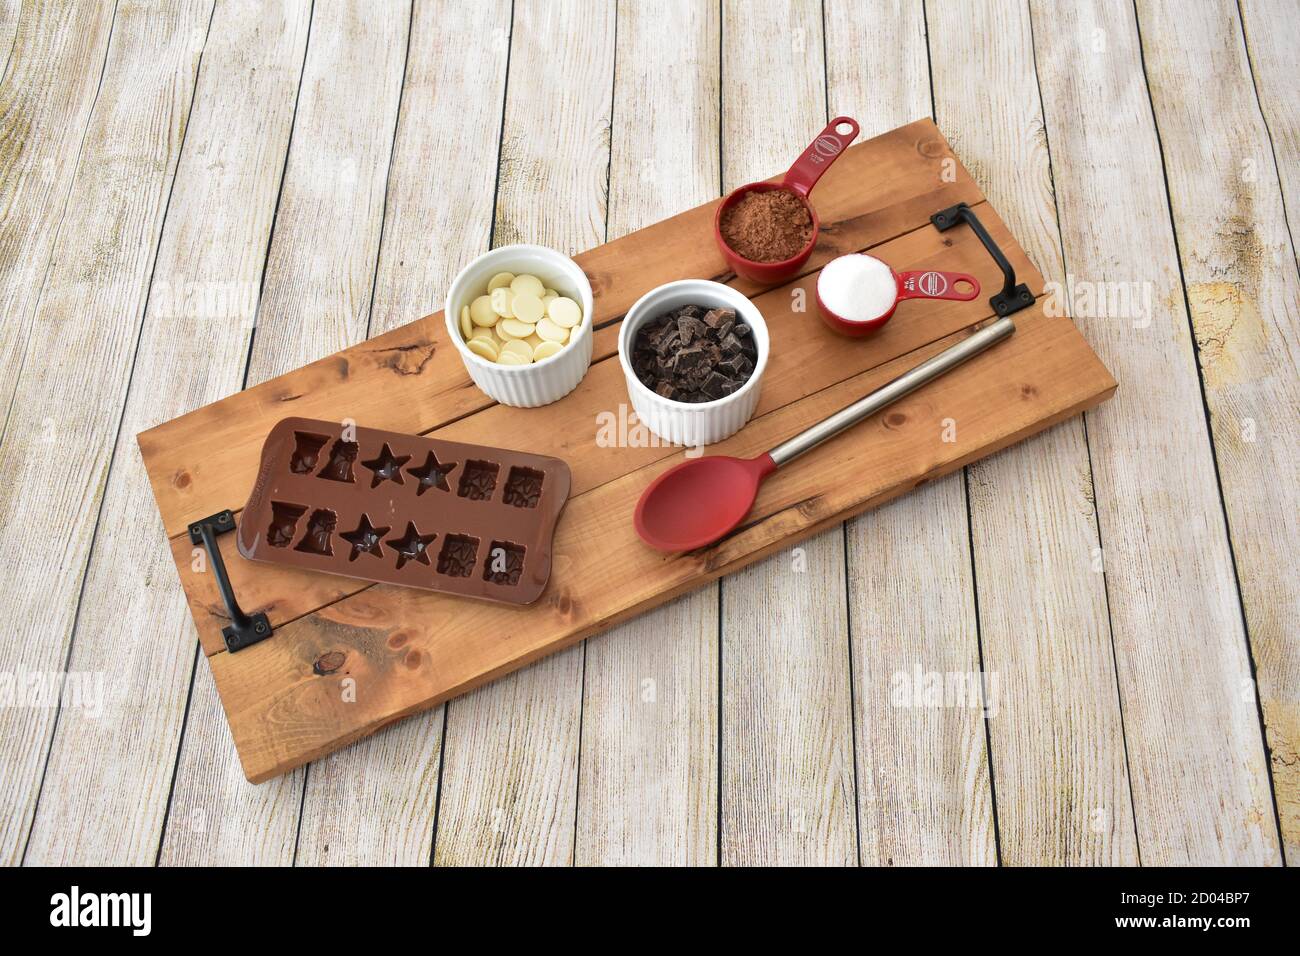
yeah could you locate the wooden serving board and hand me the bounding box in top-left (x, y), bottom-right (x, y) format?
top-left (139, 119), bottom-right (1116, 782)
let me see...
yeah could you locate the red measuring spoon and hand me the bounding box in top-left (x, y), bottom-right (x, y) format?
top-left (714, 116), bottom-right (860, 285)
top-left (817, 253), bottom-right (981, 337)
top-left (634, 317), bottom-right (1016, 551)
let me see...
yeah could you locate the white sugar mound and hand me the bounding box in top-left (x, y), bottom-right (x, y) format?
top-left (818, 254), bottom-right (897, 322)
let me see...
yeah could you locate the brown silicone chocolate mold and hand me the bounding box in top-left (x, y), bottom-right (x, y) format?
top-left (237, 417), bottom-right (572, 605)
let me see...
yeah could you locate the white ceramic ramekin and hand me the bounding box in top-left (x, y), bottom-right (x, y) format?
top-left (444, 244), bottom-right (594, 407)
top-left (617, 279), bottom-right (769, 447)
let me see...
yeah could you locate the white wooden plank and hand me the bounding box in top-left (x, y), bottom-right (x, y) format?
top-left (1136, 0), bottom-right (1299, 864)
top-left (431, 0), bottom-right (615, 867)
top-left (719, 0), bottom-right (858, 866)
top-left (575, 0), bottom-right (721, 865)
top-left (23, 0), bottom-right (311, 865)
top-left (0, 0), bottom-right (209, 867)
top-left (1238, 0), bottom-right (1300, 264)
top-left (826, 0), bottom-right (996, 866)
top-left (927, 0), bottom-right (1136, 865)
top-left (0, 0), bottom-right (114, 436)
top-left (293, 0), bottom-right (511, 867)
top-left (159, 0), bottom-right (411, 865)
top-left (1028, 0), bottom-right (1279, 864)
top-left (0, 0), bottom-right (22, 78)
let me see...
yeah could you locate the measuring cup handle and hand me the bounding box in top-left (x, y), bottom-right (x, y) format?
top-left (781, 116), bottom-right (860, 198)
top-left (896, 270), bottom-right (980, 302)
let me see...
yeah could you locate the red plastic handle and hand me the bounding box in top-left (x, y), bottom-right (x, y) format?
top-left (895, 270), bottom-right (980, 302)
top-left (781, 116), bottom-right (860, 198)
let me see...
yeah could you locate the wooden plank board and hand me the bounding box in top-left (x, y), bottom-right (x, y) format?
top-left (161, 0), bottom-right (410, 866)
top-left (1028, 0), bottom-right (1278, 864)
top-left (3, 0), bottom-right (210, 866)
top-left (719, 0), bottom-right (857, 867)
top-left (1136, 0), bottom-right (1299, 865)
top-left (0, 0), bottom-right (114, 432)
top-left (139, 117), bottom-right (1114, 783)
top-left (1239, 0), bottom-right (1300, 266)
top-left (432, 0), bottom-right (614, 867)
top-left (929, 0), bottom-right (1136, 865)
top-left (0, 0), bottom-right (21, 79)
top-left (827, 0), bottom-right (996, 867)
top-left (24, 0), bottom-right (310, 865)
top-left (574, 0), bottom-right (721, 866)
top-left (292, 0), bottom-right (509, 869)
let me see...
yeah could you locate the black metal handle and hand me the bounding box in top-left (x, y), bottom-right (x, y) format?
top-left (189, 510), bottom-right (271, 653)
top-left (931, 202), bottom-right (1035, 318)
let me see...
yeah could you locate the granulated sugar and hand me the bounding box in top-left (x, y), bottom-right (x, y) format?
top-left (818, 254), bottom-right (898, 322)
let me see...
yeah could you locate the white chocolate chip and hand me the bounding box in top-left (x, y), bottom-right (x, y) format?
top-left (510, 273), bottom-right (545, 298)
top-left (512, 292), bottom-right (545, 324)
top-left (490, 286), bottom-right (515, 317)
top-left (532, 340), bottom-right (563, 361)
top-left (501, 338), bottom-right (534, 362)
top-left (547, 296), bottom-right (581, 328)
top-left (498, 317), bottom-right (536, 339)
top-left (469, 295), bottom-right (497, 326)
top-left (536, 317), bottom-right (568, 343)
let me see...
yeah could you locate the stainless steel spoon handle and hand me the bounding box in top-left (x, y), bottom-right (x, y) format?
top-left (766, 317), bottom-right (1016, 468)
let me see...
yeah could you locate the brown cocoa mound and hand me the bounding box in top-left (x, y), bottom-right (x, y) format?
top-left (719, 188), bottom-right (813, 263)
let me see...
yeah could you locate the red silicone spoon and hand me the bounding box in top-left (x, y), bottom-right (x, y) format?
top-left (634, 317), bottom-right (1016, 551)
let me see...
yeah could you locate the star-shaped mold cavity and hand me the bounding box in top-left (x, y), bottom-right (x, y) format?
top-left (407, 450), bottom-right (457, 495)
top-left (361, 442), bottom-right (411, 488)
top-left (339, 513), bottom-right (390, 562)
top-left (386, 521), bottom-right (437, 570)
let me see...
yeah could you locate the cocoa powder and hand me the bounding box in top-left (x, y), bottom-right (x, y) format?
top-left (719, 188), bottom-right (813, 263)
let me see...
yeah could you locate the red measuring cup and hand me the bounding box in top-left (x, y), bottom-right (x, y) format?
top-left (714, 116), bottom-right (860, 285)
top-left (816, 253), bottom-right (981, 337)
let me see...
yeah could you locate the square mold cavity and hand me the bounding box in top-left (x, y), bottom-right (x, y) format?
top-left (457, 459), bottom-right (499, 501)
top-left (503, 466), bottom-right (545, 508)
top-left (436, 534), bottom-right (480, 578)
top-left (290, 432), bottom-right (330, 475)
top-left (268, 501), bottom-right (307, 548)
top-left (482, 540), bottom-right (526, 586)
top-left (294, 508), bottom-right (337, 556)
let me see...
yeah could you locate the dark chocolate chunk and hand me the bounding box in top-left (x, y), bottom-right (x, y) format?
top-left (701, 372), bottom-right (729, 400)
top-left (719, 332), bottom-right (744, 356)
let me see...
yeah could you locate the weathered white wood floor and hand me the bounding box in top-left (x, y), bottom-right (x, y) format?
top-left (0, 0), bottom-right (1296, 866)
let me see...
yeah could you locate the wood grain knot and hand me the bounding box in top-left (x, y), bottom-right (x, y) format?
top-left (374, 342), bottom-right (435, 376)
top-left (173, 470), bottom-right (191, 488)
top-left (1020, 383), bottom-right (1039, 399)
top-left (884, 411), bottom-right (907, 429)
top-left (917, 138), bottom-right (947, 159)
top-left (313, 651), bottom-right (346, 675)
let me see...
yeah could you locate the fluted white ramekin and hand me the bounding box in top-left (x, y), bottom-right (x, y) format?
top-left (444, 244), bottom-right (594, 408)
top-left (617, 279), bottom-right (769, 447)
